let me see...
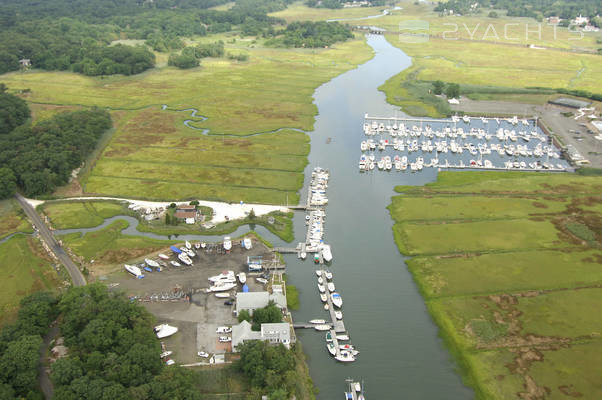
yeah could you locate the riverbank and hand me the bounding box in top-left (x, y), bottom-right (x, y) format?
top-left (388, 171), bottom-right (602, 399)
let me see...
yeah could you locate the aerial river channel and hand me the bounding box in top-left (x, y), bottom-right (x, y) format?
top-left (283, 34), bottom-right (472, 399)
top-left (52, 35), bottom-right (474, 398)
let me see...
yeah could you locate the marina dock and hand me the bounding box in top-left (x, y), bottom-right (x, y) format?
top-left (321, 269), bottom-right (346, 333)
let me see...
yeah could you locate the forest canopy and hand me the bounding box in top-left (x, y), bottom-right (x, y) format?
top-left (267, 21), bottom-right (354, 48)
top-left (0, 90), bottom-right (112, 198)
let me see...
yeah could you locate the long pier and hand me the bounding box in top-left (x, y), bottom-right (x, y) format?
top-left (321, 269), bottom-right (346, 333)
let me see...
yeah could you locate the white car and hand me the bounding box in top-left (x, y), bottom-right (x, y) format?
top-left (165, 359), bottom-right (175, 366)
top-left (197, 351), bottom-right (209, 358)
top-left (218, 336), bottom-right (232, 343)
top-left (216, 326), bottom-right (232, 334)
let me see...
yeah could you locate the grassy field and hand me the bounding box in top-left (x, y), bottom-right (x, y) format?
top-left (41, 200), bottom-right (128, 229)
top-left (60, 219), bottom-right (174, 265)
top-left (374, 1), bottom-right (602, 116)
top-left (269, 1), bottom-right (390, 23)
top-left (0, 199), bottom-right (33, 239)
top-left (0, 235), bottom-right (62, 326)
top-left (1, 34), bottom-right (372, 204)
top-left (388, 171), bottom-right (602, 399)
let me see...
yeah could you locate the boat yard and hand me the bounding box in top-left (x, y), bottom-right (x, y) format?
top-left (106, 236), bottom-right (276, 364)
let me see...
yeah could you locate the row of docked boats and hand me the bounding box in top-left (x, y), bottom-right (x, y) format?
top-left (364, 124), bottom-right (542, 141)
top-left (309, 167), bottom-right (329, 206)
top-left (363, 115), bottom-right (529, 135)
top-left (208, 270), bottom-right (247, 293)
top-left (363, 137), bottom-right (559, 157)
top-left (359, 154), bottom-right (566, 172)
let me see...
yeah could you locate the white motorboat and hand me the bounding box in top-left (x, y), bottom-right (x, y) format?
top-left (214, 293), bottom-right (230, 298)
top-left (170, 261), bottom-right (181, 267)
top-left (315, 270), bottom-right (322, 277)
top-left (314, 324), bottom-right (331, 331)
top-left (320, 244), bottom-right (333, 262)
top-left (336, 334), bottom-right (350, 341)
top-left (160, 350), bottom-right (172, 359)
top-left (326, 332), bottom-right (333, 342)
top-left (299, 251), bottom-right (307, 260)
top-left (124, 264), bottom-right (144, 279)
top-left (145, 258), bottom-right (160, 268)
top-left (237, 272), bottom-right (247, 284)
top-left (335, 311), bottom-right (343, 320)
top-left (324, 304), bottom-right (329, 310)
top-left (185, 241), bottom-right (192, 249)
top-left (331, 292), bottom-right (343, 308)
top-left (209, 271), bottom-right (235, 283)
top-left (325, 270), bottom-right (333, 280)
top-left (154, 324), bottom-right (178, 339)
top-left (256, 277), bottom-right (268, 285)
top-left (327, 282), bottom-right (335, 292)
top-left (243, 237), bottom-right (252, 250)
top-left (158, 253), bottom-right (170, 260)
top-left (327, 342), bottom-right (337, 356)
top-left (335, 351), bottom-right (355, 363)
top-left (200, 242), bottom-right (206, 249)
top-left (318, 277), bottom-right (323, 285)
top-left (194, 242), bottom-right (201, 249)
top-left (318, 284), bottom-right (326, 293)
top-left (320, 293), bottom-right (327, 302)
top-left (184, 248), bottom-right (196, 258)
top-left (309, 319), bottom-right (326, 324)
top-left (209, 282), bottom-right (236, 292)
top-left (223, 236), bottom-right (232, 251)
top-left (178, 253), bottom-right (193, 265)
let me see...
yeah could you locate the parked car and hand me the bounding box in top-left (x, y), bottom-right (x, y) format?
top-left (197, 351), bottom-right (209, 358)
top-left (216, 326), bottom-right (232, 334)
top-left (218, 336), bottom-right (232, 343)
top-left (165, 359), bottom-right (175, 366)
top-left (224, 300), bottom-right (233, 306)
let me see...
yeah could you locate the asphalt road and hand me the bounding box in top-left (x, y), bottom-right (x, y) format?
top-left (14, 193), bottom-right (86, 287)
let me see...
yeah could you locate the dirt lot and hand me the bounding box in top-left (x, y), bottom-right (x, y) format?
top-left (452, 98), bottom-right (602, 168)
top-left (106, 237), bottom-right (274, 364)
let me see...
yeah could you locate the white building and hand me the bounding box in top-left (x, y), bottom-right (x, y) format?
top-left (235, 291), bottom-right (287, 316)
top-left (231, 320), bottom-right (293, 351)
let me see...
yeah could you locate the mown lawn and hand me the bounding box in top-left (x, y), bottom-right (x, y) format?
top-left (389, 171), bottom-right (602, 399)
top-left (42, 201), bottom-right (127, 229)
top-left (0, 235), bottom-right (61, 326)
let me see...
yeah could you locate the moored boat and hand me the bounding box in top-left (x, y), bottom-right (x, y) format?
top-left (154, 324), bottom-right (178, 339)
top-left (327, 282), bottom-right (335, 292)
top-left (209, 282), bottom-right (236, 292)
top-left (237, 272), bottom-right (246, 284)
top-left (178, 253), bottom-right (193, 265)
top-left (331, 292), bottom-right (343, 308)
top-left (223, 236), bottom-right (232, 251)
top-left (335, 351), bottom-right (355, 363)
top-left (327, 342), bottom-right (337, 356)
top-left (170, 261), bottom-right (181, 267)
top-left (243, 237), bottom-right (252, 250)
top-left (309, 319), bottom-right (326, 324)
top-left (214, 292), bottom-right (230, 298)
top-left (314, 324), bottom-right (330, 331)
top-left (145, 258), bottom-right (160, 268)
top-left (124, 264), bottom-right (144, 279)
top-left (158, 253), bottom-right (169, 260)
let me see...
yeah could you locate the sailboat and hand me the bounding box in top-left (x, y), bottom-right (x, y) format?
top-left (124, 264), bottom-right (144, 279)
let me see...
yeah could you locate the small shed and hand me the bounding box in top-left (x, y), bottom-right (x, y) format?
top-left (19, 59), bottom-right (31, 68)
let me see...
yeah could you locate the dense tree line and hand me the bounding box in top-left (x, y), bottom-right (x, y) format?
top-left (0, 285), bottom-right (202, 399)
top-left (51, 284), bottom-right (201, 399)
top-left (236, 340), bottom-right (298, 399)
top-left (435, 0), bottom-right (601, 20)
top-left (237, 301), bottom-right (283, 330)
top-left (0, 292), bottom-right (59, 398)
top-left (168, 41), bottom-right (226, 69)
top-left (267, 21), bottom-right (354, 48)
top-left (0, 93), bottom-right (112, 198)
top-left (0, 0), bottom-right (287, 75)
top-left (0, 84), bottom-right (30, 134)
